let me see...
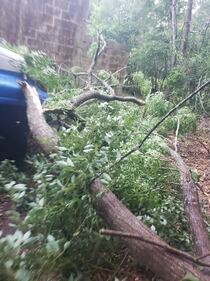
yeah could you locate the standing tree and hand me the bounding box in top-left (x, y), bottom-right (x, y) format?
top-left (182, 0), bottom-right (194, 55)
top-left (171, 0), bottom-right (177, 66)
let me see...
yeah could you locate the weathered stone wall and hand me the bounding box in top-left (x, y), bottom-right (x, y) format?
top-left (0, 0), bottom-right (128, 73)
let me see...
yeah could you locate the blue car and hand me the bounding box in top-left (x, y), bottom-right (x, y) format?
top-left (0, 47), bottom-right (48, 163)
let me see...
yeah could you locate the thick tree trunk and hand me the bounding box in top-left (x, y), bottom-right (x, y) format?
top-left (182, 0), bottom-right (193, 55)
top-left (171, 0), bottom-right (177, 66)
top-left (170, 149), bottom-right (210, 262)
top-left (19, 82), bottom-right (58, 154)
top-left (90, 180), bottom-right (210, 281)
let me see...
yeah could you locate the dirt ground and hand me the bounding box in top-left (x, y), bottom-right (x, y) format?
top-left (177, 117), bottom-right (210, 217)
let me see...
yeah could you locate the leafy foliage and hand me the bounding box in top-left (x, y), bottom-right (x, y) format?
top-left (0, 98), bottom-right (196, 279)
top-left (0, 42), bottom-right (74, 95)
top-left (126, 71), bottom-right (152, 97)
top-left (90, 0), bottom-right (210, 108)
top-left (1, 1), bottom-right (210, 279)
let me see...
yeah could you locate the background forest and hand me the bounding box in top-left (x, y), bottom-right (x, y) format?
top-left (0, 0), bottom-right (210, 280)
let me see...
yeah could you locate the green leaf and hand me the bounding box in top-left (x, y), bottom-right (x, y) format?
top-left (5, 181), bottom-right (16, 190)
top-left (23, 231), bottom-right (31, 240)
top-left (67, 158), bottom-right (74, 167)
top-left (4, 259), bottom-right (13, 269)
top-left (103, 173), bottom-right (112, 182)
top-left (15, 269), bottom-right (31, 281)
top-left (46, 235), bottom-right (60, 254)
top-left (13, 183), bottom-right (27, 191)
top-left (38, 198), bottom-right (45, 207)
top-left (151, 225), bottom-right (156, 233)
top-left (183, 273), bottom-right (199, 281)
top-left (64, 241), bottom-right (71, 251)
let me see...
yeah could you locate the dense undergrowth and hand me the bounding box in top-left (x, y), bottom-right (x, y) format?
top-left (0, 66), bottom-right (198, 280)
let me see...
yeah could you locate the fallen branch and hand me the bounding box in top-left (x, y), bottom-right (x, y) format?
top-left (18, 81), bottom-right (58, 154)
top-left (90, 179), bottom-right (209, 281)
top-left (69, 34), bottom-right (143, 107)
top-left (100, 229), bottom-right (210, 267)
top-left (70, 90), bottom-right (145, 109)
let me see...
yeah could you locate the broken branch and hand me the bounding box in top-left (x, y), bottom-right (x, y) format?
top-left (100, 228), bottom-right (210, 267)
top-left (70, 90), bottom-right (145, 108)
top-left (18, 81), bottom-right (58, 154)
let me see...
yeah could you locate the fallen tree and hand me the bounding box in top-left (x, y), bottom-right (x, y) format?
top-left (18, 34), bottom-right (210, 280)
top-left (90, 179), bottom-right (210, 281)
top-left (19, 81), bottom-right (58, 155)
top-left (21, 78), bottom-right (210, 280)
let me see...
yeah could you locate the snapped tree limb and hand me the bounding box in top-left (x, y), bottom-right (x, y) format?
top-left (100, 229), bottom-right (210, 267)
top-left (70, 90), bottom-right (145, 109)
top-left (44, 89), bottom-right (145, 115)
top-left (18, 81), bottom-right (58, 154)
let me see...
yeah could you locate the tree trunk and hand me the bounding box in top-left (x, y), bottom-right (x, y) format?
top-left (19, 82), bottom-right (58, 154)
top-left (170, 149), bottom-right (210, 262)
top-left (90, 180), bottom-right (210, 281)
top-left (182, 0), bottom-right (193, 55)
top-left (171, 0), bottom-right (177, 66)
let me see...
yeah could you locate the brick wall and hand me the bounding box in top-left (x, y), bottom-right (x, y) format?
top-left (0, 0), bottom-right (128, 74)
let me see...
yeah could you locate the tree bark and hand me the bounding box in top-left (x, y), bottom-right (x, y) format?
top-left (171, 0), bottom-right (177, 66)
top-left (90, 179), bottom-right (210, 281)
top-left (71, 90), bottom-right (145, 109)
top-left (182, 0), bottom-right (193, 55)
top-left (169, 149), bottom-right (210, 262)
top-left (19, 82), bottom-right (58, 154)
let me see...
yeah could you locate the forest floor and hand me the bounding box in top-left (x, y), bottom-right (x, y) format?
top-left (93, 117), bottom-right (210, 281)
top-left (0, 118), bottom-right (210, 280)
top-left (177, 117), bottom-right (210, 217)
